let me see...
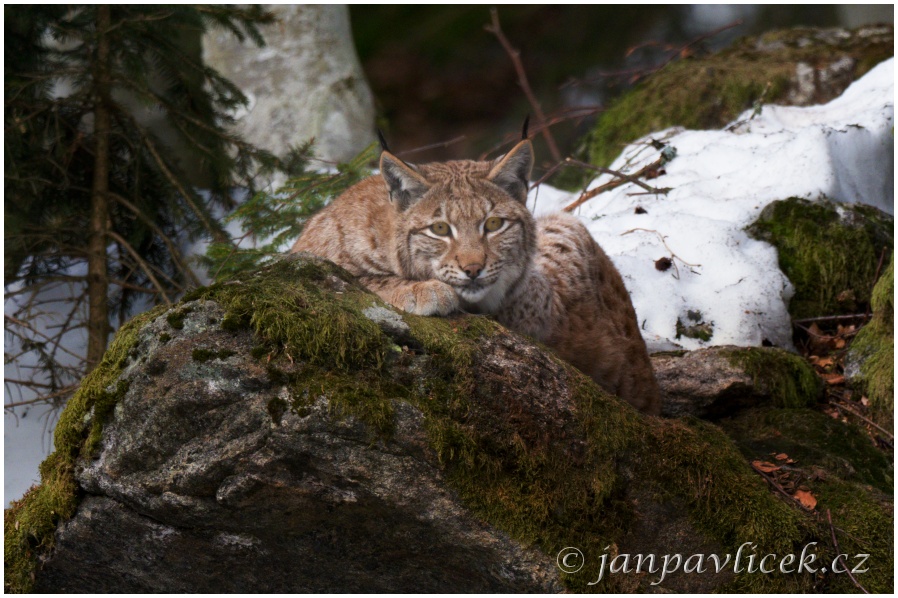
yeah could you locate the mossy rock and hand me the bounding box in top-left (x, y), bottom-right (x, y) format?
top-left (846, 257), bottom-right (894, 427)
top-left (747, 197), bottom-right (893, 319)
top-left (721, 406), bottom-right (893, 492)
top-left (5, 254), bottom-right (893, 592)
top-left (583, 25), bottom-right (893, 167)
top-left (653, 346), bottom-right (822, 419)
top-left (720, 405), bottom-right (893, 593)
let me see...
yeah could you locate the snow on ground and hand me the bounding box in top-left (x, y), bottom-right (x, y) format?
top-left (529, 58), bottom-right (894, 352)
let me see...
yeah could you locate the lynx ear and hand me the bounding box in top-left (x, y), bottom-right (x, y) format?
top-left (380, 152), bottom-right (430, 211)
top-left (487, 139), bottom-right (533, 203)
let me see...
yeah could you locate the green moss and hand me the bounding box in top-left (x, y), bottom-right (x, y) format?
top-left (584, 26), bottom-right (893, 167)
top-left (190, 258), bottom-right (390, 372)
top-left (9, 255), bottom-right (890, 592)
top-left (675, 311), bottom-right (714, 342)
top-left (647, 418), bottom-right (809, 560)
top-left (166, 306), bottom-right (193, 330)
top-left (191, 348), bottom-right (237, 363)
top-left (721, 407), bottom-right (893, 492)
top-left (279, 365), bottom-right (401, 439)
top-left (747, 198), bottom-right (893, 319)
top-left (849, 258), bottom-right (894, 424)
top-left (4, 305), bottom-right (166, 594)
top-left (725, 346), bottom-right (822, 408)
top-left (159, 333), bottom-right (171, 344)
top-left (813, 477), bottom-right (893, 593)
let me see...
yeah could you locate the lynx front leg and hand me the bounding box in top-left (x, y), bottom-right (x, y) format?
top-left (359, 276), bottom-right (459, 316)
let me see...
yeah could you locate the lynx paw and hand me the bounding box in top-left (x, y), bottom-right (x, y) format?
top-left (393, 280), bottom-right (459, 316)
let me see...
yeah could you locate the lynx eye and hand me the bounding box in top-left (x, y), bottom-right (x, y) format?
top-left (484, 217), bottom-right (504, 233)
top-left (429, 221), bottom-right (451, 236)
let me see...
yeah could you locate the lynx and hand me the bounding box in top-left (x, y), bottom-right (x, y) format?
top-left (291, 138), bottom-right (660, 414)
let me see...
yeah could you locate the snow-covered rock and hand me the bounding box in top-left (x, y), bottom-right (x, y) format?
top-left (528, 58), bottom-right (894, 353)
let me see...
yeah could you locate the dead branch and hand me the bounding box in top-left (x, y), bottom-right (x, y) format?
top-left (106, 231), bottom-right (175, 304)
top-left (750, 461), bottom-right (814, 513)
top-left (485, 8), bottom-right (562, 163)
top-left (110, 192), bottom-right (201, 288)
top-left (562, 156), bottom-right (667, 212)
top-left (398, 135), bottom-right (467, 158)
top-left (832, 402), bottom-right (893, 441)
top-left (826, 509), bottom-right (870, 594)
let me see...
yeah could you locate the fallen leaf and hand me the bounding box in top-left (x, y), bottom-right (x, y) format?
top-left (834, 338), bottom-right (846, 349)
top-left (752, 460), bottom-right (780, 473)
top-left (794, 489), bottom-right (817, 510)
top-left (814, 357), bottom-right (834, 369)
top-left (775, 453), bottom-right (789, 461)
top-left (823, 374), bottom-right (846, 385)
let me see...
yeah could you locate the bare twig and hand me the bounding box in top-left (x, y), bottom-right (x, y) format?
top-left (792, 313), bottom-right (871, 326)
top-left (865, 246), bottom-right (889, 320)
top-left (620, 228), bottom-right (700, 280)
top-left (826, 509), bottom-right (870, 594)
top-left (564, 158), bottom-right (671, 195)
top-left (562, 157), bottom-right (667, 212)
top-left (563, 19), bottom-right (744, 90)
top-left (107, 230), bottom-right (174, 305)
top-left (832, 402), bottom-right (893, 441)
top-left (485, 8), bottom-right (562, 163)
top-left (110, 192), bottom-right (201, 288)
top-left (750, 461), bottom-right (814, 513)
top-left (398, 135), bottom-right (467, 158)
top-left (4, 385), bottom-right (80, 409)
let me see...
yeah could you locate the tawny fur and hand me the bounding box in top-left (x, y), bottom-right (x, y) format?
top-left (290, 140), bottom-right (660, 414)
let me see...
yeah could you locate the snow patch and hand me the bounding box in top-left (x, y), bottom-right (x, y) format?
top-left (528, 58), bottom-right (893, 352)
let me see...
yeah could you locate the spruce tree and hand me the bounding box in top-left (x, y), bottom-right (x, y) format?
top-left (5, 5), bottom-right (277, 408)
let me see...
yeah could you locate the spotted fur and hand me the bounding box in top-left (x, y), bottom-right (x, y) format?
top-left (291, 140), bottom-right (660, 414)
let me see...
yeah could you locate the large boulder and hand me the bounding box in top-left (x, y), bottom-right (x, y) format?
top-left (747, 198), bottom-right (893, 320)
top-left (5, 255), bottom-right (893, 593)
top-left (583, 25), bottom-right (893, 167)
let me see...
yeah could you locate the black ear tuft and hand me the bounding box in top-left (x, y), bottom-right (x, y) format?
top-left (521, 115), bottom-right (530, 140)
top-left (380, 152), bottom-right (431, 211)
top-left (376, 129), bottom-right (390, 153)
top-left (487, 140), bottom-right (534, 203)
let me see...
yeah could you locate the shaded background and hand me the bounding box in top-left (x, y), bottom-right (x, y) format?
top-left (351, 5), bottom-right (892, 166)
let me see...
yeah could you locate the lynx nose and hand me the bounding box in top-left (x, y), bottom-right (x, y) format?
top-left (462, 263), bottom-right (484, 280)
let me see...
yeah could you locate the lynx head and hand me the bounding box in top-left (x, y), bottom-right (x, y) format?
top-left (380, 140), bottom-right (536, 313)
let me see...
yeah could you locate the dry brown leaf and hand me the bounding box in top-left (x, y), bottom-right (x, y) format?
top-left (815, 357), bottom-right (834, 369)
top-left (775, 453), bottom-right (789, 461)
top-left (834, 338), bottom-right (846, 349)
top-left (794, 489), bottom-right (817, 510)
top-left (823, 374), bottom-right (846, 385)
top-left (752, 460), bottom-right (780, 473)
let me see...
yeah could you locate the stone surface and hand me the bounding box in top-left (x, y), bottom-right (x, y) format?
top-left (10, 255), bottom-right (891, 593)
top-left (34, 301), bottom-right (559, 592)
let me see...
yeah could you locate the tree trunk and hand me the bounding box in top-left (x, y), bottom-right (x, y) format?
top-left (87, 5), bottom-right (112, 369)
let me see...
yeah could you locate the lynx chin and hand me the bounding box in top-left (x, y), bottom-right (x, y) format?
top-left (291, 137), bottom-right (660, 414)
